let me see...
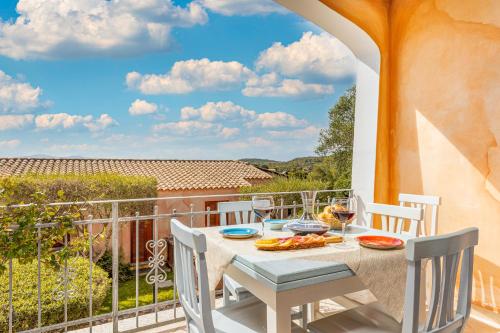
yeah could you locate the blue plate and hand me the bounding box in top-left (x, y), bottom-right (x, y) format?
top-left (264, 219), bottom-right (289, 230)
top-left (219, 227), bottom-right (259, 239)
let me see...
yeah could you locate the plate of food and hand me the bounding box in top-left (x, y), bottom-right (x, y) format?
top-left (356, 235), bottom-right (404, 250)
top-left (255, 234), bottom-right (343, 251)
top-left (286, 220), bottom-right (330, 235)
top-left (219, 227), bottom-right (258, 239)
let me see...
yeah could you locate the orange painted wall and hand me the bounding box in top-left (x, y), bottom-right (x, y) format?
top-left (390, 0), bottom-right (500, 312)
top-left (321, 0), bottom-right (500, 312)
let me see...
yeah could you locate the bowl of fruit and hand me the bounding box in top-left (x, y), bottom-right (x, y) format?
top-left (317, 204), bottom-right (354, 230)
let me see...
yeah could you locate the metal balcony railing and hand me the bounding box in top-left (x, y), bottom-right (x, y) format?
top-left (2, 189), bottom-right (352, 333)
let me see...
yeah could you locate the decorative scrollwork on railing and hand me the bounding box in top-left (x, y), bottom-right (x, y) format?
top-left (53, 266), bottom-right (76, 301)
top-left (145, 239), bottom-right (168, 285)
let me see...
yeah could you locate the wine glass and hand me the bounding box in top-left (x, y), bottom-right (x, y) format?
top-left (251, 195), bottom-right (275, 236)
top-left (331, 197), bottom-right (357, 248)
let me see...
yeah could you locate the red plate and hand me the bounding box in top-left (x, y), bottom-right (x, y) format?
top-left (356, 235), bottom-right (404, 250)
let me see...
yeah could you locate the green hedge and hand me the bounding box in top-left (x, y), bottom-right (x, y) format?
top-left (239, 177), bottom-right (331, 207)
top-left (0, 257), bottom-right (110, 331)
top-left (0, 173), bottom-right (158, 217)
top-left (0, 173), bottom-right (158, 271)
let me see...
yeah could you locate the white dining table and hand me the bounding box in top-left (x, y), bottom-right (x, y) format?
top-left (199, 223), bottom-right (414, 333)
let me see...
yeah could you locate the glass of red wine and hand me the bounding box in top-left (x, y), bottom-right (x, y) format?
top-left (331, 197), bottom-right (357, 248)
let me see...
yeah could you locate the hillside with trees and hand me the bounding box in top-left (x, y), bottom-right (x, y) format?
top-left (240, 156), bottom-right (324, 178)
top-left (242, 85), bottom-right (355, 190)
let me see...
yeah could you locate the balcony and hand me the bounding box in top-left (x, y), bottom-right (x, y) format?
top-left (2, 190), bottom-right (346, 333)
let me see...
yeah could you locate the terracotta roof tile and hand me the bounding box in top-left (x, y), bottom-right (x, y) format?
top-left (0, 158), bottom-right (272, 191)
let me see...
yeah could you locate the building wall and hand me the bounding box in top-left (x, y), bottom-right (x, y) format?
top-left (120, 187), bottom-right (241, 263)
top-left (390, 0), bottom-right (500, 312)
top-left (320, 0), bottom-right (500, 312)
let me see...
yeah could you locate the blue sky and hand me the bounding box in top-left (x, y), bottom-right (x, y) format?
top-left (0, 0), bottom-right (355, 161)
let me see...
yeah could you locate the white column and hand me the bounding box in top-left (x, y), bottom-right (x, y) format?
top-left (351, 61), bottom-right (380, 225)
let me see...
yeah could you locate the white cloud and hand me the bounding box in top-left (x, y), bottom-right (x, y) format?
top-left (0, 70), bottom-right (43, 113)
top-left (153, 119), bottom-right (239, 139)
top-left (222, 137), bottom-right (273, 150)
top-left (0, 0), bottom-right (208, 60)
top-left (0, 114), bottom-right (34, 130)
top-left (0, 139), bottom-right (21, 149)
top-left (128, 99), bottom-right (158, 116)
top-left (84, 114), bottom-right (116, 132)
top-left (219, 127), bottom-right (240, 138)
top-left (268, 125), bottom-right (320, 138)
top-left (180, 101), bottom-right (255, 121)
top-left (256, 32), bottom-right (356, 82)
top-left (243, 73), bottom-right (333, 98)
top-left (126, 58), bottom-right (253, 94)
top-left (35, 113), bottom-right (92, 129)
top-left (246, 111), bottom-right (307, 128)
top-left (153, 120), bottom-right (218, 135)
top-left (35, 113), bottom-right (115, 131)
top-left (199, 0), bottom-right (288, 16)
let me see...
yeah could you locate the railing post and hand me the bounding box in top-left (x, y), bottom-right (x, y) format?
top-left (135, 211), bottom-right (140, 328)
top-left (88, 215), bottom-right (94, 333)
top-left (8, 258), bottom-right (13, 333)
top-left (111, 202), bottom-right (119, 333)
top-left (190, 203), bottom-right (194, 228)
top-left (280, 196), bottom-right (284, 219)
top-left (37, 227), bottom-right (42, 329)
top-left (64, 235), bottom-right (68, 332)
top-left (207, 207), bottom-right (211, 227)
top-left (153, 205), bottom-right (159, 323)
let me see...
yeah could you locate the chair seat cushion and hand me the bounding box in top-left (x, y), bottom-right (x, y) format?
top-left (308, 302), bottom-right (401, 333)
top-left (212, 297), bottom-right (306, 333)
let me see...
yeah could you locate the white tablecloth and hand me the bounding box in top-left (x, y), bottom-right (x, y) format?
top-left (198, 224), bottom-right (408, 322)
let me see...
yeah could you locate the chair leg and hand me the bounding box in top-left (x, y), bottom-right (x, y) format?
top-left (308, 302), bottom-right (319, 321)
top-left (223, 282), bottom-right (232, 306)
top-left (300, 304), bottom-right (309, 328)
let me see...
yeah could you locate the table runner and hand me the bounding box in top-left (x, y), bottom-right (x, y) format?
top-left (198, 224), bottom-right (408, 322)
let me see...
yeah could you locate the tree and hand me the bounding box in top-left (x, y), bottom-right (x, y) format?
top-left (313, 85), bottom-right (355, 189)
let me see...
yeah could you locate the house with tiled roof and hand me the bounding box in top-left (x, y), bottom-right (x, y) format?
top-left (0, 158), bottom-right (274, 262)
top-left (0, 158), bottom-right (273, 190)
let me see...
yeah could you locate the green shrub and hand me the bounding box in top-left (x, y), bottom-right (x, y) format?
top-left (240, 177), bottom-right (331, 208)
top-left (0, 257), bottom-right (110, 332)
top-left (0, 173), bottom-right (157, 217)
top-left (97, 250), bottom-right (134, 282)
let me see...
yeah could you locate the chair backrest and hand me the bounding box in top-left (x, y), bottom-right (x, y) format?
top-left (403, 228), bottom-right (478, 333)
top-left (366, 203), bottom-right (423, 236)
top-left (399, 193), bottom-right (441, 237)
top-left (218, 201), bottom-right (255, 226)
top-left (170, 218), bottom-right (214, 333)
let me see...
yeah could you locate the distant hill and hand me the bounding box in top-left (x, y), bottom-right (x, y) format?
top-left (24, 154), bottom-right (86, 159)
top-left (240, 156), bottom-right (323, 178)
top-left (240, 158), bottom-right (280, 165)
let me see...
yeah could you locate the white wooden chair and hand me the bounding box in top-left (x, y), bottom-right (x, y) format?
top-left (170, 218), bottom-right (305, 333)
top-left (308, 227), bottom-right (479, 333)
top-left (218, 201), bottom-right (256, 305)
top-left (399, 193), bottom-right (441, 237)
top-left (366, 203), bottom-right (423, 237)
top-left (218, 201), bottom-right (256, 226)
